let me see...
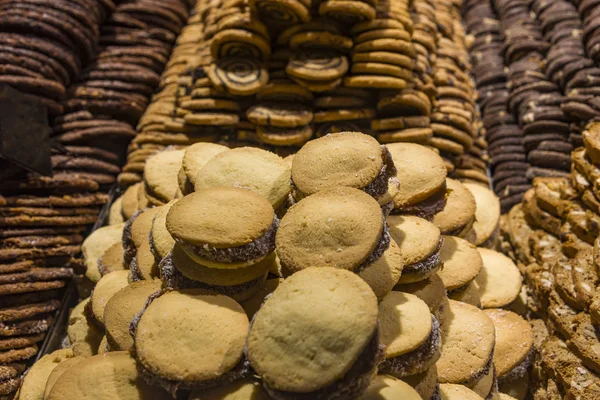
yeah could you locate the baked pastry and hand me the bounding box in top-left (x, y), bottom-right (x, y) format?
top-left (359, 375), bottom-right (422, 399)
top-left (464, 183), bottom-right (501, 247)
top-left (386, 142), bottom-right (448, 219)
top-left (291, 131), bottom-right (396, 202)
top-left (178, 142), bottom-right (228, 195)
top-left (439, 383), bottom-right (483, 399)
top-left (276, 186), bottom-right (402, 299)
top-left (475, 249), bottom-right (522, 309)
top-left (86, 270), bottom-right (130, 329)
top-left (166, 187), bottom-right (278, 269)
top-left (379, 291), bottom-right (442, 377)
top-left (438, 236), bottom-right (483, 300)
top-left (432, 178), bottom-right (477, 237)
top-left (394, 273), bottom-right (449, 327)
top-left (132, 290), bottom-right (249, 395)
top-left (247, 268), bottom-right (382, 399)
top-left (387, 215), bottom-right (443, 283)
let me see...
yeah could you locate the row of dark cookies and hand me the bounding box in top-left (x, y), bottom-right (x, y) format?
top-left (499, 122), bottom-right (600, 398)
top-left (463, 0), bottom-right (530, 213)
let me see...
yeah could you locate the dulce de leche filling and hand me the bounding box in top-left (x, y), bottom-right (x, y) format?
top-left (392, 182), bottom-right (448, 221)
top-left (363, 146), bottom-right (398, 200)
top-left (178, 216), bottom-right (278, 264)
top-left (402, 238), bottom-right (444, 278)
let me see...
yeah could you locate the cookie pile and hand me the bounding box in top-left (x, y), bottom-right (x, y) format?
top-left (462, 0), bottom-right (530, 213)
top-left (428, 0), bottom-right (489, 186)
top-left (15, 131), bottom-right (534, 400)
top-left (500, 121), bottom-right (600, 398)
top-left (50, 0), bottom-right (190, 188)
top-left (0, 0), bottom-right (113, 116)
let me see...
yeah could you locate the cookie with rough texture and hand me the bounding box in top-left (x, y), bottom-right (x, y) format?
top-left (484, 309), bottom-right (533, 384)
top-left (464, 183), bottom-right (501, 247)
top-left (360, 375), bottom-right (422, 399)
top-left (81, 223), bottom-right (125, 283)
top-left (476, 248), bottom-right (522, 309)
top-left (166, 187), bottom-right (276, 269)
top-left (144, 149), bottom-right (185, 204)
top-left (194, 147), bottom-right (291, 209)
top-left (67, 298), bottom-right (102, 357)
top-left (386, 143), bottom-right (447, 216)
top-left (18, 348), bottom-right (74, 400)
top-left (433, 179), bottom-right (477, 237)
top-left (292, 131), bottom-right (393, 200)
top-left (47, 351), bottom-right (169, 399)
top-left (379, 291), bottom-right (441, 377)
top-left (437, 300), bottom-right (495, 386)
top-left (0, 300), bottom-right (59, 322)
top-left (438, 236), bottom-right (483, 292)
top-left (89, 270), bottom-right (130, 329)
top-left (133, 290), bottom-right (249, 395)
top-left (179, 143), bottom-right (228, 194)
top-left (248, 268), bottom-right (380, 399)
top-left (104, 280), bottom-right (162, 352)
top-left (387, 215), bottom-right (442, 284)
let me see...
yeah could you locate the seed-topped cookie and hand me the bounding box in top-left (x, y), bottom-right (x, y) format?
top-left (132, 290), bottom-right (249, 396)
top-left (379, 291), bottom-right (441, 378)
top-left (104, 280), bottom-right (162, 352)
top-left (166, 187), bottom-right (277, 269)
top-left (247, 268), bottom-right (381, 399)
top-left (276, 187), bottom-right (402, 299)
top-left (386, 143), bottom-right (448, 219)
top-left (194, 147), bottom-right (291, 210)
top-left (387, 215), bottom-right (443, 283)
top-left (291, 131), bottom-right (396, 201)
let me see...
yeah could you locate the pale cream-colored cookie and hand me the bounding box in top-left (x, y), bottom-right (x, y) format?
top-left (108, 196), bottom-right (124, 225)
top-left (464, 183), bottom-right (501, 247)
top-left (194, 147), bottom-right (291, 209)
top-left (67, 298), bottom-right (103, 357)
top-left (433, 179), bottom-right (476, 236)
top-left (104, 280), bottom-right (162, 351)
top-left (438, 236), bottom-right (483, 292)
top-left (476, 249), bottom-right (522, 308)
top-left (144, 149), bottom-right (185, 203)
top-left (439, 383), bottom-right (484, 400)
top-left (121, 183), bottom-right (141, 220)
top-left (19, 348), bottom-right (74, 400)
top-left (43, 356), bottom-right (85, 398)
top-left (150, 201), bottom-right (176, 261)
top-left (90, 270), bottom-right (130, 328)
top-left (81, 223), bottom-right (125, 283)
top-left (190, 378), bottom-right (270, 399)
top-left (359, 375), bottom-right (422, 399)
top-left (179, 142), bottom-right (228, 194)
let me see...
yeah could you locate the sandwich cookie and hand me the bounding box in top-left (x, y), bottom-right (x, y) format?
top-left (47, 352), bottom-right (169, 400)
top-left (484, 309), bottom-right (533, 395)
top-left (475, 249), bottom-right (522, 309)
top-left (403, 365), bottom-right (441, 400)
top-left (379, 291), bottom-right (442, 377)
top-left (143, 149), bottom-right (185, 205)
top-left (81, 223), bottom-right (125, 283)
top-left (103, 279), bottom-right (162, 351)
top-left (448, 280), bottom-right (482, 309)
top-left (433, 179), bottom-right (477, 237)
top-left (166, 187), bottom-right (278, 269)
top-left (387, 215), bottom-right (443, 284)
top-left (247, 268), bottom-right (382, 400)
top-left (276, 187), bottom-right (402, 299)
top-left (178, 142), bottom-right (228, 195)
top-left (240, 277), bottom-right (282, 320)
top-left (132, 290), bottom-right (249, 395)
top-left (394, 273), bottom-right (449, 327)
top-left (385, 143), bottom-right (448, 219)
top-left (97, 242), bottom-right (126, 276)
top-left (359, 375), bottom-right (423, 399)
top-left (464, 183), bottom-right (501, 248)
top-left (160, 244), bottom-right (273, 301)
top-left (122, 207), bottom-right (161, 267)
top-left (149, 201), bottom-right (176, 262)
top-left (190, 378), bottom-right (270, 399)
top-left (439, 384), bottom-right (483, 399)
top-left (437, 301), bottom-right (496, 393)
top-left (438, 236), bottom-right (483, 300)
top-left (291, 131), bottom-right (397, 202)
top-left (86, 270), bottom-right (130, 330)
top-left (67, 298), bottom-right (103, 358)
top-left (130, 235), bottom-right (160, 282)
top-left (194, 147), bottom-right (291, 211)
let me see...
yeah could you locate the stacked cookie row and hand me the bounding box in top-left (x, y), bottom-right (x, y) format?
top-left (50, 0), bottom-right (190, 188)
top-left (463, 0), bottom-right (530, 213)
top-left (26, 131), bottom-right (533, 400)
top-left (500, 122), bottom-right (600, 398)
top-left (115, 0), bottom-right (494, 187)
top-left (428, 0), bottom-right (488, 186)
top-left (0, 0), bottom-right (113, 116)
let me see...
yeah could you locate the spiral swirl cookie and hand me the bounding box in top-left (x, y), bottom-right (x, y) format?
top-left (252, 0), bottom-right (310, 28)
top-left (286, 50), bottom-right (349, 81)
top-left (319, 0), bottom-right (376, 26)
top-left (211, 28), bottom-right (271, 61)
top-left (206, 57), bottom-right (269, 96)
